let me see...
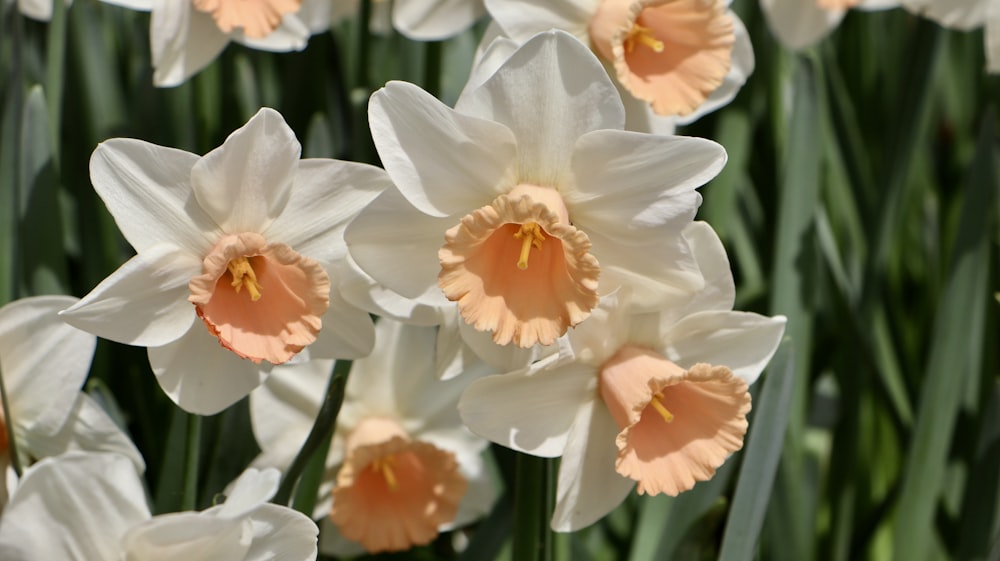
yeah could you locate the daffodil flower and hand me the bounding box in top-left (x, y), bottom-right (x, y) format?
top-left (99, 0), bottom-right (335, 86)
top-left (249, 319), bottom-right (496, 554)
top-left (0, 452), bottom-right (318, 561)
top-left (903, 0), bottom-right (999, 72)
top-left (0, 296), bottom-right (144, 510)
top-left (347, 30), bottom-right (725, 353)
top-left (481, 0), bottom-right (755, 132)
top-left (62, 108), bottom-right (386, 415)
top-left (760, 0), bottom-right (898, 50)
top-left (459, 222), bottom-right (786, 531)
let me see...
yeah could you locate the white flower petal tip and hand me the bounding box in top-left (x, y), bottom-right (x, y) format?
top-left (599, 346), bottom-right (750, 496)
top-left (192, 0), bottom-right (302, 39)
top-left (438, 184), bottom-right (600, 348)
top-left (330, 417), bottom-right (467, 553)
top-left (189, 232), bottom-right (331, 365)
top-left (589, 0), bottom-right (735, 117)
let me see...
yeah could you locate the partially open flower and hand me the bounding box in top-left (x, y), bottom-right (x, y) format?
top-left (330, 417), bottom-right (467, 552)
top-left (438, 184), bottom-right (600, 347)
top-left (598, 345), bottom-right (749, 495)
top-left (193, 0), bottom-right (302, 38)
top-left (189, 232), bottom-right (330, 364)
top-left (589, 0), bottom-right (735, 116)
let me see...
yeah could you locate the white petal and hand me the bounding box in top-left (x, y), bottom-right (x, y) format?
top-left (369, 80), bottom-right (517, 217)
top-left (60, 245), bottom-right (200, 347)
top-left (151, 1), bottom-right (230, 87)
top-left (263, 159), bottom-right (389, 264)
top-left (760, 0), bottom-right (845, 50)
top-left (458, 359), bottom-right (595, 457)
top-left (988, 10), bottom-right (1000, 73)
top-left (485, 0), bottom-right (596, 41)
top-left (309, 283), bottom-right (376, 360)
top-left (903, 0), bottom-right (986, 29)
top-left (337, 256), bottom-right (446, 326)
top-left (674, 12), bottom-right (755, 126)
top-left (664, 311), bottom-right (787, 386)
top-left (18, 0), bottom-right (60, 20)
top-left (0, 452), bottom-right (149, 561)
top-left (651, 221), bottom-right (735, 327)
top-left (392, 0), bottom-right (486, 40)
top-left (857, 0), bottom-right (900, 9)
top-left (148, 324), bottom-right (271, 415)
top-left (458, 315), bottom-right (538, 372)
top-left (90, 138), bottom-right (217, 255)
top-left (465, 25), bottom-right (516, 95)
top-left (191, 108), bottom-right (300, 233)
top-left (295, 0), bottom-right (336, 33)
top-left (345, 187), bottom-right (453, 298)
top-left (100, 0), bottom-right (153, 9)
top-left (455, 30), bottom-right (624, 185)
top-left (250, 359), bottom-right (334, 469)
top-left (123, 512), bottom-right (252, 561)
top-left (245, 504), bottom-right (320, 561)
top-left (551, 399), bottom-right (633, 531)
top-left (564, 291), bottom-right (630, 366)
top-left (0, 296), bottom-right (95, 435)
top-left (218, 468), bottom-right (281, 518)
top-left (20, 393), bottom-right (145, 474)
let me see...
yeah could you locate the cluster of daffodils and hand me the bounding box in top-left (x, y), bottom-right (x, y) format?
top-left (7, 0), bottom-right (995, 557)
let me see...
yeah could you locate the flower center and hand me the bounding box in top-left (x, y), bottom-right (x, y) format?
top-left (625, 24), bottom-right (664, 54)
top-left (514, 222), bottom-right (546, 270)
top-left (589, 0), bottom-right (735, 117)
top-left (437, 184), bottom-right (599, 347)
top-left (227, 256), bottom-right (263, 301)
top-left (598, 345), bottom-right (750, 496)
top-left (331, 417), bottom-right (467, 553)
top-left (192, 0), bottom-right (302, 39)
top-left (188, 232), bottom-right (330, 364)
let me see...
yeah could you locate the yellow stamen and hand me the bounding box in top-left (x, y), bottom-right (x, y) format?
top-left (650, 392), bottom-right (674, 423)
top-left (372, 456), bottom-right (398, 491)
top-left (513, 222), bottom-right (545, 270)
top-left (625, 24), bottom-right (664, 54)
top-left (227, 257), bottom-right (262, 301)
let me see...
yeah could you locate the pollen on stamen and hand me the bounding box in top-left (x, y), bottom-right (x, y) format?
top-left (227, 257), bottom-right (263, 301)
top-left (514, 222), bottom-right (545, 270)
top-left (649, 392), bottom-right (674, 423)
top-left (626, 25), bottom-right (665, 53)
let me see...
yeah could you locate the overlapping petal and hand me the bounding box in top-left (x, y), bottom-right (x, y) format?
top-left (393, 0), bottom-right (487, 40)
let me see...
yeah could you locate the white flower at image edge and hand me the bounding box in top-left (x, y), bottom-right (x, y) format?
top-left (392, 0), bottom-right (486, 40)
top-left (61, 108), bottom-right (385, 415)
top-left (248, 319), bottom-right (496, 555)
top-left (99, 0), bottom-right (335, 86)
top-left (0, 452), bottom-right (318, 561)
top-left (459, 222), bottom-right (787, 531)
top-left (16, 0), bottom-right (70, 21)
top-left (759, 0), bottom-right (898, 51)
top-left (0, 296), bottom-right (144, 510)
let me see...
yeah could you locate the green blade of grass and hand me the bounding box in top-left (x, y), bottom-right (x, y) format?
top-left (891, 111), bottom-right (996, 561)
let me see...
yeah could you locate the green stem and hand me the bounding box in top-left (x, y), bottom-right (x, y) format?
top-left (181, 413), bottom-right (202, 511)
top-left (423, 40), bottom-right (443, 100)
top-left (45, 0), bottom-right (68, 170)
top-left (0, 363), bottom-right (22, 477)
top-left (273, 359), bottom-right (352, 507)
top-left (512, 453), bottom-right (554, 561)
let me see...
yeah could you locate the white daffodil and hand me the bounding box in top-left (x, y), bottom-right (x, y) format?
top-left (0, 296), bottom-right (143, 510)
top-left (16, 0), bottom-right (70, 21)
top-left (760, 0), bottom-right (899, 51)
top-left (0, 452), bottom-right (318, 561)
top-left (249, 319), bottom-right (496, 555)
top-left (61, 108), bottom-right (386, 415)
top-left (98, 0), bottom-right (335, 87)
top-left (347, 30), bottom-right (724, 357)
top-left (903, 0), bottom-right (999, 72)
top-left (459, 222), bottom-right (787, 531)
top-left (482, 0), bottom-right (754, 133)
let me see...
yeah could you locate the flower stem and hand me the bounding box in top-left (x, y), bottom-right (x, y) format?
top-left (273, 359), bottom-right (352, 507)
top-left (181, 412), bottom-right (202, 511)
top-left (0, 364), bottom-right (22, 477)
top-left (512, 453), bottom-right (554, 561)
top-left (45, 0), bottom-right (68, 170)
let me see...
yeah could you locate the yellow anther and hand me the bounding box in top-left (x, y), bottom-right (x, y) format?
top-left (373, 457), bottom-right (398, 491)
top-left (513, 222), bottom-right (545, 270)
top-left (227, 257), bottom-right (262, 301)
top-left (626, 25), bottom-right (665, 54)
top-left (650, 392), bottom-right (674, 423)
